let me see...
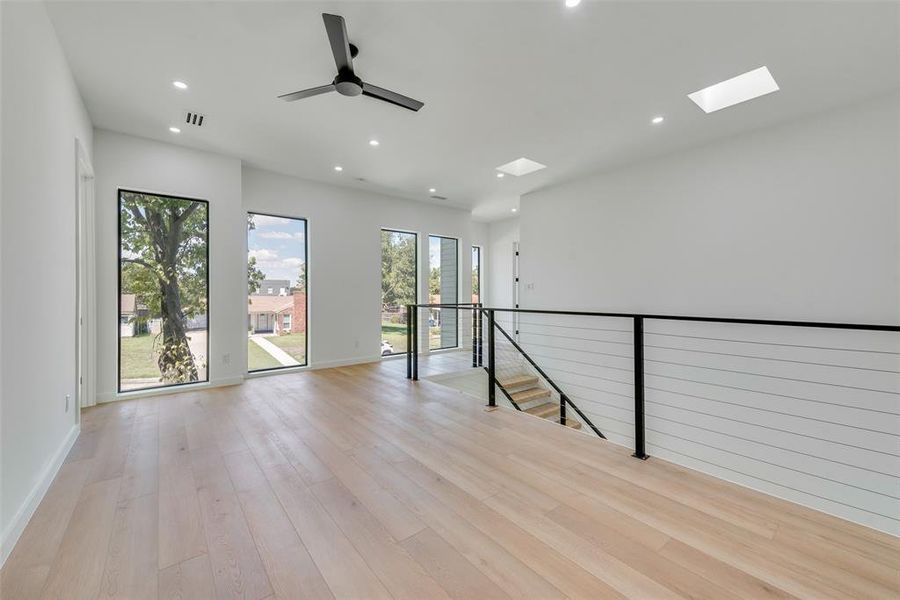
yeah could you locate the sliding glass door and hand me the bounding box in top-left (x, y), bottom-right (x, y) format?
top-left (247, 212), bottom-right (308, 372)
top-left (381, 229), bottom-right (417, 356)
top-left (118, 190), bottom-right (208, 392)
top-left (429, 235), bottom-right (459, 350)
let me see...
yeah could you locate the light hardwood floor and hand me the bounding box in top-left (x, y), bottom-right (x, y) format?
top-left (2, 354), bottom-right (898, 599)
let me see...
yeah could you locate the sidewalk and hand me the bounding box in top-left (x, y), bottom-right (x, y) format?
top-left (250, 335), bottom-right (301, 367)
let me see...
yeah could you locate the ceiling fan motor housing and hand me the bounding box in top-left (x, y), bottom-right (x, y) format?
top-left (334, 71), bottom-right (363, 96)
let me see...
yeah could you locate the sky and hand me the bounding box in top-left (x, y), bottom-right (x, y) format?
top-left (248, 214), bottom-right (306, 285)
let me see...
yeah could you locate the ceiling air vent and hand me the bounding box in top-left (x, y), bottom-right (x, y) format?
top-left (184, 111), bottom-right (205, 127)
top-left (430, 194), bottom-right (448, 201)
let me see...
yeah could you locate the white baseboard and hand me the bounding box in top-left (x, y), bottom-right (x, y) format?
top-left (0, 424), bottom-right (80, 568)
top-left (308, 355), bottom-right (379, 370)
top-left (95, 376), bottom-right (244, 404)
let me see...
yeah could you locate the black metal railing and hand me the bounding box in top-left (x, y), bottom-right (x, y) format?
top-left (406, 303), bottom-right (900, 460)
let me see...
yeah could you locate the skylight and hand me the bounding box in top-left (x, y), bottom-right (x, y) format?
top-left (496, 157), bottom-right (547, 177)
top-left (688, 66), bottom-right (779, 114)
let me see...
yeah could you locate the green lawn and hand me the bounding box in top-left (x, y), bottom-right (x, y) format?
top-left (266, 333), bottom-right (306, 363)
top-left (120, 334), bottom-right (161, 379)
top-left (247, 338), bottom-right (282, 371)
top-left (381, 321), bottom-right (408, 353)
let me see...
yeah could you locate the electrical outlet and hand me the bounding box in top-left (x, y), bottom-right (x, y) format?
top-left (222, 353), bottom-right (231, 365)
top-left (65, 394), bottom-right (70, 412)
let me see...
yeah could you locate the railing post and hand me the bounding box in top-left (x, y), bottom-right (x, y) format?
top-left (633, 316), bottom-right (648, 459)
top-left (412, 306), bottom-right (419, 381)
top-left (471, 305), bottom-right (477, 368)
top-left (406, 304), bottom-right (412, 379)
top-left (487, 309), bottom-right (496, 408)
top-left (559, 394), bottom-right (567, 426)
top-left (479, 304), bottom-right (484, 366)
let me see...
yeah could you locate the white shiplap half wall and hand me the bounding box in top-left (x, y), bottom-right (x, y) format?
top-left (642, 319), bottom-right (900, 535)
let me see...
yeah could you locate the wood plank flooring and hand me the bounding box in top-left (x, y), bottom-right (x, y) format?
top-left (2, 353), bottom-right (898, 599)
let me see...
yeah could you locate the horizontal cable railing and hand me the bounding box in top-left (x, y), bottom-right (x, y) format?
top-left (405, 303), bottom-right (900, 535)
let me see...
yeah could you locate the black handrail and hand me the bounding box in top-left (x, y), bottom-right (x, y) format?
top-left (408, 303), bottom-right (900, 333)
top-left (491, 315), bottom-right (607, 439)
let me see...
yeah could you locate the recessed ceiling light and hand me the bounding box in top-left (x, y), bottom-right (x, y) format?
top-left (565, 0), bottom-right (581, 7)
top-left (334, 166), bottom-right (343, 172)
top-left (369, 139), bottom-right (380, 147)
top-left (429, 188), bottom-right (436, 193)
top-left (169, 126), bottom-right (181, 134)
top-left (651, 116), bottom-right (665, 124)
top-left (172, 80), bottom-right (188, 90)
top-left (496, 172), bottom-right (505, 178)
top-left (688, 66), bottom-right (779, 114)
top-left (511, 208), bottom-right (518, 213)
top-left (496, 157), bottom-right (547, 177)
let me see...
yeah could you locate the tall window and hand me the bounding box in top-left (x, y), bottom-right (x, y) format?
top-left (381, 229), bottom-right (418, 356)
top-left (429, 235), bottom-right (459, 350)
top-left (119, 190), bottom-right (208, 392)
top-left (472, 246), bottom-right (482, 304)
top-left (247, 213), bottom-right (308, 372)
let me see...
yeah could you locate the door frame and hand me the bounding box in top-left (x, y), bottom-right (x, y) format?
top-left (76, 139), bottom-right (96, 415)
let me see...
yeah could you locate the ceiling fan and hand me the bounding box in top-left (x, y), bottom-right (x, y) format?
top-left (279, 13), bottom-right (424, 112)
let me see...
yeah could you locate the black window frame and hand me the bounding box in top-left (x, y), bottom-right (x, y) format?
top-left (117, 188), bottom-right (210, 394)
top-left (428, 234), bottom-right (460, 351)
top-left (381, 228), bottom-right (419, 357)
top-left (246, 211), bottom-right (309, 373)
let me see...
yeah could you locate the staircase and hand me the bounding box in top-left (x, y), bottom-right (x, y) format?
top-left (497, 374), bottom-right (582, 429)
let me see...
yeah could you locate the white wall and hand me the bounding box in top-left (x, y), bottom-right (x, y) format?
top-left (520, 92), bottom-right (900, 323)
top-left (514, 93), bottom-right (900, 534)
top-left (243, 167), bottom-right (483, 368)
top-left (0, 1), bottom-right (94, 560)
top-left (93, 130), bottom-right (245, 402)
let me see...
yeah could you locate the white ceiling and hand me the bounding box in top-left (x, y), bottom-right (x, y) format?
top-left (46, 1), bottom-right (900, 221)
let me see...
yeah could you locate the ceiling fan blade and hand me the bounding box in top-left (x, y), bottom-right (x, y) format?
top-left (361, 82), bottom-right (424, 112)
top-left (278, 84), bottom-right (335, 102)
top-left (322, 13), bottom-right (354, 73)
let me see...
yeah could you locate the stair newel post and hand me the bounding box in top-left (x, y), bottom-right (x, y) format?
top-left (487, 309), bottom-right (496, 408)
top-left (412, 306), bottom-right (419, 381)
top-left (633, 316), bottom-right (648, 459)
top-left (560, 394), bottom-right (567, 426)
top-left (406, 304), bottom-right (412, 379)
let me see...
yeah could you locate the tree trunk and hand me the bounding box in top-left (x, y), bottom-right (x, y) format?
top-left (153, 208), bottom-right (198, 383)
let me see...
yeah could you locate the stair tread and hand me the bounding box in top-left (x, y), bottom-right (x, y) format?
top-left (498, 374), bottom-right (539, 388)
top-left (525, 402), bottom-right (559, 417)
top-left (562, 419), bottom-right (583, 429)
top-left (511, 387), bottom-right (551, 403)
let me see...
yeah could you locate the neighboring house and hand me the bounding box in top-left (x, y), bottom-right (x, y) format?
top-left (120, 294), bottom-right (149, 337)
top-left (255, 279), bottom-right (291, 296)
top-left (248, 290), bottom-right (306, 334)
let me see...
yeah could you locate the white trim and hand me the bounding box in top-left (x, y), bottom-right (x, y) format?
top-left (0, 424), bottom-right (80, 567)
top-left (76, 138), bottom-right (96, 411)
top-left (308, 356), bottom-right (379, 370)
top-left (97, 376), bottom-right (243, 403)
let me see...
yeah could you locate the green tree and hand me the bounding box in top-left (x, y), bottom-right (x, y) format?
top-left (295, 264), bottom-right (306, 291)
top-left (429, 266), bottom-right (440, 297)
top-left (248, 256), bottom-right (265, 295)
top-left (120, 192), bottom-right (207, 384)
top-left (381, 231), bottom-right (417, 307)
